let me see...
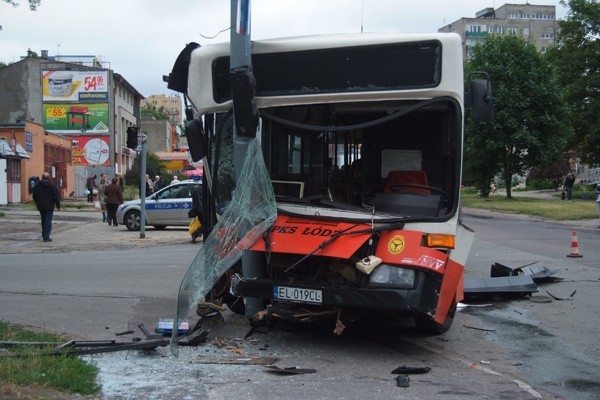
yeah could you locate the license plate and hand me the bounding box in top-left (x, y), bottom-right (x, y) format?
top-left (273, 286), bottom-right (323, 305)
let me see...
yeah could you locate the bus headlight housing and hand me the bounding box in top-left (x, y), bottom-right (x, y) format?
top-left (369, 265), bottom-right (415, 288)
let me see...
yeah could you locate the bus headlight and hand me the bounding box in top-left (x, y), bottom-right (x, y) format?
top-left (369, 265), bottom-right (415, 288)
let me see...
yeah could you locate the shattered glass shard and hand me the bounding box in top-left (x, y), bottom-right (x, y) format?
top-left (171, 138), bottom-right (277, 355)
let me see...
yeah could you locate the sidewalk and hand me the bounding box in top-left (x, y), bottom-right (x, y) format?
top-left (0, 203), bottom-right (194, 254)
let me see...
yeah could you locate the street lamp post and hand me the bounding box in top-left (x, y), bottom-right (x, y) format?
top-left (139, 132), bottom-right (148, 239)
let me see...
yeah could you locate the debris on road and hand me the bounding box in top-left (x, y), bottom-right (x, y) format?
top-left (395, 374), bottom-right (410, 387)
top-left (546, 289), bottom-right (577, 301)
top-left (264, 365), bottom-right (317, 375)
top-left (463, 275), bottom-right (537, 300)
top-left (391, 365), bottom-right (431, 374)
top-left (463, 325), bottom-right (496, 332)
top-left (491, 261), bottom-right (562, 283)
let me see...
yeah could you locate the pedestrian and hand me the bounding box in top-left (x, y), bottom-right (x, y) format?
top-left (564, 173), bottom-right (575, 201)
top-left (104, 177), bottom-right (124, 226)
top-left (146, 174), bottom-right (154, 195)
top-left (117, 174), bottom-right (124, 189)
top-left (171, 175), bottom-right (180, 185)
top-left (154, 175), bottom-right (165, 192)
top-left (32, 172), bottom-right (61, 242)
top-left (189, 184), bottom-right (203, 243)
top-left (97, 173), bottom-right (108, 222)
top-left (596, 184), bottom-right (600, 227)
top-left (86, 173), bottom-right (96, 202)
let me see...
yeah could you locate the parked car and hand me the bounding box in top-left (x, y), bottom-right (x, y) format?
top-left (117, 180), bottom-right (201, 231)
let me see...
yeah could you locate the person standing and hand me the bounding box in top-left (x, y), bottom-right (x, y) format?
top-left (86, 173), bottom-right (96, 202)
top-left (190, 184), bottom-right (203, 243)
top-left (564, 173), bottom-right (575, 200)
top-left (596, 184), bottom-right (600, 227)
top-left (146, 174), bottom-right (154, 195)
top-left (104, 177), bottom-right (124, 226)
top-left (32, 172), bottom-right (61, 242)
top-left (154, 175), bottom-right (165, 192)
top-left (98, 173), bottom-right (108, 222)
top-left (171, 175), bottom-right (180, 185)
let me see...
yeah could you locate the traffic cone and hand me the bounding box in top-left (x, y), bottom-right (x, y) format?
top-left (567, 231), bottom-right (583, 258)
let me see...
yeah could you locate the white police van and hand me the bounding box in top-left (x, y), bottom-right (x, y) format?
top-left (117, 180), bottom-right (201, 231)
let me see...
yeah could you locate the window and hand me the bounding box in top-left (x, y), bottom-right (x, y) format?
top-left (541, 33), bottom-right (554, 39)
top-left (507, 27), bottom-right (518, 34)
top-left (523, 27), bottom-right (530, 35)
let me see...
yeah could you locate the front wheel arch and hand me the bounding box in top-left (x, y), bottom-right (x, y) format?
top-left (414, 300), bottom-right (457, 335)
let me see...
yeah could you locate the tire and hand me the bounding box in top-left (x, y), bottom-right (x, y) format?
top-left (124, 210), bottom-right (141, 231)
top-left (152, 225), bottom-right (167, 230)
top-left (414, 300), bottom-right (456, 335)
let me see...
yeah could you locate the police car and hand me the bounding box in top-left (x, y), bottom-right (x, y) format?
top-left (117, 180), bottom-right (201, 231)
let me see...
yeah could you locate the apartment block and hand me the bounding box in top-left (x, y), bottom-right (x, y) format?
top-left (141, 94), bottom-right (182, 126)
top-left (439, 3), bottom-right (557, 58)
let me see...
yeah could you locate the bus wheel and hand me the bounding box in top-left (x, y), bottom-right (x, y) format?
top-left (415, 301), bottom-right (456, 335)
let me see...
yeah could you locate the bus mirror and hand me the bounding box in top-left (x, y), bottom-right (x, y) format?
top-left (470, 79), bottom-right (493, 122)
top-left (186, 119), bottom-right (206, 162)
top-left (230, 66), bottom-right (259, 138)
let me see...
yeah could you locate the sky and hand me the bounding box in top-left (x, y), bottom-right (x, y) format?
top-left (0, 0), bottom-right (568, 98)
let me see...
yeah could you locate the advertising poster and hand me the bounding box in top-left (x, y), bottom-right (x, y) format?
top-left (71, 136), bottom-right (110, 166)
top-left (41, 70), bottom-right (108, 102)
top-left (43, 103), bottom-right (109, 134)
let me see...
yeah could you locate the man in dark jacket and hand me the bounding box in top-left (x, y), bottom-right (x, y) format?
top-left (32, 172), bottom-right (61, 242)
top-left (104, 177), bottom-right (124, 226)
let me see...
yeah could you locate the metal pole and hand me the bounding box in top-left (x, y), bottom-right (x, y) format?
top-left (139, 137), bottom-right (147, 239)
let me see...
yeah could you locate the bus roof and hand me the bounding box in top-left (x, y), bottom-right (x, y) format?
top-left (187, 32), bottom-right (464, 113)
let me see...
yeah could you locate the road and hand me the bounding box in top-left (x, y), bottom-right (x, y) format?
top-left (0, 206), bottom-right (599, 399)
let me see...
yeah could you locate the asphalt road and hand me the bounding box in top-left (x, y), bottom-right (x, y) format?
top-left (1, 205), bottom-right (599, 399)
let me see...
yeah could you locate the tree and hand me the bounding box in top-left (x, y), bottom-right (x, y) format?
top-left (546, 0), bottom-right (600, 165)
top-left (141, 104), bottom-right (170, 120)
top-left (1, 0), bottom-right (40, 31)
top-left (465, 34), bottom-right (569, 198)
top-left (124, 151), bottom-right (166, 189)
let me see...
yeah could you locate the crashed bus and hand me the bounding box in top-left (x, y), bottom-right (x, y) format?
top-left (169, 32), bottom-right (491, 335)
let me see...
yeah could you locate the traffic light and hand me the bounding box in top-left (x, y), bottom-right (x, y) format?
top-left (126, 126), bottom-right (139, 149)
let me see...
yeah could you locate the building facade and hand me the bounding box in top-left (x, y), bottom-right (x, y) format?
top-left (0, 121), bottom-right (73, 204)
top-left (141, 94), bottom-right (182, 126)
top-left (0, 54), bottom-right (143, 200)
top-left (439, 3), bottom-right (557, 58)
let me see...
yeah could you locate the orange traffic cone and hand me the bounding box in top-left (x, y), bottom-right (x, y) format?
top-left (567, 231), bottom-right (583, 258)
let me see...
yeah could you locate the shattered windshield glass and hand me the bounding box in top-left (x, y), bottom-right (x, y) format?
top-left (171, 139), bottom-right (277, 355)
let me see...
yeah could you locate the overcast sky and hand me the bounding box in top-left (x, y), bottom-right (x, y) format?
top-left (0, 0), bottom-right (567, 97)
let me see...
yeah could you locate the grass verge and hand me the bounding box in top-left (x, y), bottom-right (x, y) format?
top-left (0, 320), bottom-right (100, 397)
top-left (462, 192), bottom-right (598, 220)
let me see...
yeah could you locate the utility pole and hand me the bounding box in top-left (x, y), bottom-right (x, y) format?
top-left (139, 131), bottom-right (148, 238)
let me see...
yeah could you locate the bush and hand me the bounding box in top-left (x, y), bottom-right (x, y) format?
top-left (526, 178), bottom-right (557, 190)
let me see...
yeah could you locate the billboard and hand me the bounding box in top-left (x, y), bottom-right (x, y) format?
top-left (43, 103), bottom-right (109, 134)
top-left (42, 70), bottom-right (108, 102)
top-left (71, 136), bottom-right (110, 166)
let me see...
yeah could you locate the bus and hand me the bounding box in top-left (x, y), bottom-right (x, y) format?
top-left (169, 32), bottom-right (490, 334)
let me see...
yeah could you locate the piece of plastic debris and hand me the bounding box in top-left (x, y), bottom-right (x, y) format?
top-left (156, 319), bottom-right (189, 334)
top-left (529, 295), bottom-right (553, 303)
top-left (396, 374), bottom-right (410, 387)
top-left (463, 325), bottom-right (496, 332)
top-left (545, 289), bottom-right (576, 301)
top-left (264, 366), bottom-right (317, 375)
top-left (391, 366), bottom-right (431, 374)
